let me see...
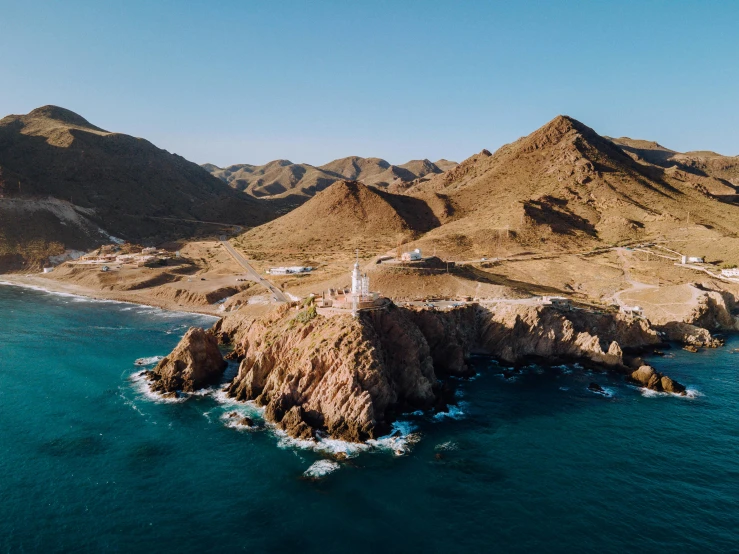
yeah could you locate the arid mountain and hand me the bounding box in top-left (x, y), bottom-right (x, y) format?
top-left (433, 159), bottom-right (459, 172)
top-left (205, 156), bottom-right (456, 199)
top-left (0, 106), bottom-right (274, 269)
top-left (610, 137), bottom-right (739, 196)
top-left (234, 180), bottom-right (453, 253)
top-left (206, 160), bottom-right (339, 198)
top-left (404, 115), bottom-right (739, 257)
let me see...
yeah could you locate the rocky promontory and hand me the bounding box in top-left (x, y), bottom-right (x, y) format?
top-left (155, 295), bottom-right (712, 441)
top-left (191, 300), bottom-right (679, 441)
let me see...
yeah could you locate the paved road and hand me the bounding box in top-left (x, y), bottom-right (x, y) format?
top-left (220, 240), bottom-right (289, 303)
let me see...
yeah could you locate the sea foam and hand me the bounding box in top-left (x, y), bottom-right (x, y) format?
top-left (303, 460), bottom-right (341, 479)
top-left (433, 402), bottom-right (468, 421)
top-left (129, 371), bottom-right (187, 404)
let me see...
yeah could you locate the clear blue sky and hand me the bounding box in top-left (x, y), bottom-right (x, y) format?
top-left (1, 1), bottom-right (737, 166)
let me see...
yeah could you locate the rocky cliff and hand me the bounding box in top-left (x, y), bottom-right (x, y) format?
top-left (193, 301), bottom-right (675, 442)
top-left (147, 327), bottom-right (226, 395)
top-left (621, 283), bottom-right (737, 347)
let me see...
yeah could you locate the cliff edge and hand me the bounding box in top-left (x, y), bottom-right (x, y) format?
top-left (201, 301), bottom-right (673, 441)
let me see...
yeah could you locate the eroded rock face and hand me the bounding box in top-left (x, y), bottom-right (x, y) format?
top-left (630, 365), bottom-right (686, 395)
top-left (687, 288), bottom-right (737, 331)
top-left (148, 327), bottom-right (226, 393)
top-left (225, 304), bottom-right (439, 442)
top-left (217, 302), bottom-right (678, 442)
top-left (475, 304), bottom-right (658, 366)
top-left (661, 322), bottom-right (724, 348)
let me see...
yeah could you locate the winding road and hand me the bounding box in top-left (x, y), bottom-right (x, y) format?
top-left (220, 240), bottom-right (289, 303)
top-left (612, 247), bottom-right (658, 307)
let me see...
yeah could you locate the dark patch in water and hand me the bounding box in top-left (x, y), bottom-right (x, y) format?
top-left (128, 442), bottom-right (172, 462)
top-left (38, 435), bottom-right (108, 457)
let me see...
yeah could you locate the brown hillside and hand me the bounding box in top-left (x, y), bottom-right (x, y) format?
top-left (433, 159), bottom-right (458, 172)
top-left (0, 106), bottom-right (274, 269)
top-left (611, 136), bottom-right (739, 195)
top-left (234, 180), bottom-right (446, 253)
top-left (318, 156), bottom-right (391, 181)
top-left (405, 115), bottom-right (739, 258)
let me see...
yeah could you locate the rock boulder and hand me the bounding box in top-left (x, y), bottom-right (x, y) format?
top-left (149, 327), bottom-right (226, 393)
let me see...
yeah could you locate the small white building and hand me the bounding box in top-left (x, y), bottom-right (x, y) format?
top-left (42, 267), bottom-right (53, 274)
top-left (401, 248), bottom-right (422, 262)
top-left (620, 305), bottom-right (643, 316)
top-left (142, 247), bottom-right (157, 255)
top-left (682, 255), bottom-right (704, 264)
top-left (267, 266), bottom-right (313, 275)
top-left (721, 267), bottom-right (739, 278)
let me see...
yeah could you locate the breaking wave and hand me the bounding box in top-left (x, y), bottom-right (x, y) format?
top-left (129, 371), bottom-right (186, 404)
top-left (303, 460), bottom-right (341, 479)
top-left (134, 356), bottom-right (163, 366)
top-left (433, 402), bottom-right (468, 421)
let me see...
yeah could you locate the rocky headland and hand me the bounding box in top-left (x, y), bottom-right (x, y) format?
top-left (148, 298), bottom-right (732, 443)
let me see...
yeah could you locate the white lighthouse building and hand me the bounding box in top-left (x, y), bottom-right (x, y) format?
top-left (351, 260), bottom-right (361, 297)
top-left (320, 258), bottom-right (382, 315)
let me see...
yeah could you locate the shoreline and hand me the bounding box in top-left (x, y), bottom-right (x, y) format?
top-left (0, 273), bottom-right (222, 319)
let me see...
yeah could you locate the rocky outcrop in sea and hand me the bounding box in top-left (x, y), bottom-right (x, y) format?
top-left (146, 327), bottom-right (226, 395)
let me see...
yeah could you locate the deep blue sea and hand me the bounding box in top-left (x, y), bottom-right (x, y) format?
top-left (1, 283), bottom-right (738, 553)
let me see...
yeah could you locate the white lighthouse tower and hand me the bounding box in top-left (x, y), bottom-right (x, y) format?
top-left (351, 252), bottom-right (361, 317)
top-left (351, 260), bottom-right (361, 297)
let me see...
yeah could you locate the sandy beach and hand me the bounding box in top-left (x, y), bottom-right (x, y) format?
top-left (0, 273), bottom-right (225, 316)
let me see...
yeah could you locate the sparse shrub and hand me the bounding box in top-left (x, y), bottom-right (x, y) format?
top-left (294, 304), bottom-right (317, 324)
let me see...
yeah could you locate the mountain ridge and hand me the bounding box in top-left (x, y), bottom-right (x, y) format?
top-left (205, 156), bottom-right (457, 199)
top-left (0, 105), bottom-right (276, 269)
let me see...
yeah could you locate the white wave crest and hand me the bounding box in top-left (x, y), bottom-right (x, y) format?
top-left (303, 460), bottom-right (341, 479)
top-left (587, 386), bottom-right (615, 398)
top-left (433, 402), bottom-right (468, 421)
top-left (134, 356), bottom-right (163, 366)
top-left (367, 421), bottom-right (421, 456)
top-left (129, 371), bottom-right (186, 404)
top-left (637, 386), bottom-right (703, 399)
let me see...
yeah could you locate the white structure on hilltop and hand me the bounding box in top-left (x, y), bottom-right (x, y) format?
top-left (351, 261), bottom-right (360, 316)
top-left (351, 260), bottom-right (373, 316)
top-left (620, 305), bottom-right (643, 316)
top-left (721, 267), bottom-right (739, 278)
top-left (401, 248), bottom-right (422, 262)
top-left (320, 257), bottom-right (381, 316)
top-left (541, 296), bottom-right (571, 309)
top-left (681, 255), bottom-right (704, 264)
top-left (351, 261), bottom-right (369, 297)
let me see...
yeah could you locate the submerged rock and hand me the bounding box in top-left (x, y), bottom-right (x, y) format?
top-left (588, 382), bottom-right (606, 394)
top-left (149, 327), bottom-right (226, 393)
top-left (227, 412), bottom-right (255, 427)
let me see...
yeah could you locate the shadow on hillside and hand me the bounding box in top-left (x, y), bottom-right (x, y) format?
top-left (454, 265), bottom-right (569, 296)
top-left (523, 198), bottom-right (597, 237)
top-left (379, 190), bottom-right (442, 232)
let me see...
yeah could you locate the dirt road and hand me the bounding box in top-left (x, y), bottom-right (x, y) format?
top-left (220, 240), bottom-right (289, 302)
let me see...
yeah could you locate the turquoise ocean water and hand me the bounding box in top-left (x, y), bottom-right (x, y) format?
top-left (1, 283), bottom-right (738, 553)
